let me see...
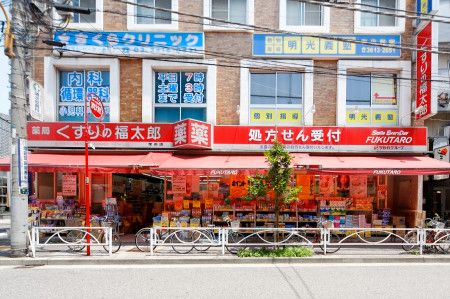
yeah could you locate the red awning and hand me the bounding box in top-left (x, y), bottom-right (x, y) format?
top-left (152, 154), bottom-right (273, 175)
top-left (0, 153), bottom-right (170, 173)
top-left (293, 154), bottom-right (450, 175)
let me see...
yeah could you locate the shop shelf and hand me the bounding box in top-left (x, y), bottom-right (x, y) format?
top-left (298, 210), bottom-right (317, 213)
top-left (256, 210), bottom-right (275, 213)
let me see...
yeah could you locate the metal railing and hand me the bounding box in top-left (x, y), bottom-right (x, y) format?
top-left (147, 226), bottom-right (450, 256)
top-left (29, 226), bottom-right (113, 257)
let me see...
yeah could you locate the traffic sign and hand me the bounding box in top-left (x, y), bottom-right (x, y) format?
top-left (89, 94), bottom-right (105, 120)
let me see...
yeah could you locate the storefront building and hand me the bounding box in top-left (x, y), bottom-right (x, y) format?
top-left (3, 0), bottom-right (450, 233)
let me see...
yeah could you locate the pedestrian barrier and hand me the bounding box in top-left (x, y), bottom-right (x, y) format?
top-left (29, 226), bottom-right (113, 257)
top-left (148, 227), bottom-right (447, 256)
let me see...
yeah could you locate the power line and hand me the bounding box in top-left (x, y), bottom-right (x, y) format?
top-left (298, 0), bottom-right (450, 25)
top-left (116, 0), bottom-right (450, 55)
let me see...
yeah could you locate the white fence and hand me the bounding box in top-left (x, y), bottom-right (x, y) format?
top-left (146, 227), bottom-right (450, 255)
top-left (29, 226), bottom-right (113, 257)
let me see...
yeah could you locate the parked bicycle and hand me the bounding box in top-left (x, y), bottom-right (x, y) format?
top-left (402, 214), bottom-right (450, 253)
top-left (66, 216), bottom-right (122, 253)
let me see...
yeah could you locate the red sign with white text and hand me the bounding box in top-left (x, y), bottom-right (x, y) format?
top-left (416, 22), bottom-right (432, 120)
top-left (173, 119), bottom-right (212, 149)
top-left (27, 120), bottom-right (212, 149)
top-left (213, 126), bottom-right (427, 153)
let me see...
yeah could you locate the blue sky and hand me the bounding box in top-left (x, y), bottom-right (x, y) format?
top-left (0, 9), bottom-right (10, 115)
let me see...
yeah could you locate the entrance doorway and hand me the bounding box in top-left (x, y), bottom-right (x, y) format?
top-left (112, 174), bottom-right (163, 233)
top-left (432, 187), bottom-right (450, 219)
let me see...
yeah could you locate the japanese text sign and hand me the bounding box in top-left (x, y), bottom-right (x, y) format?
top-left (416, 23), bottom-right (433, 120)
top-left (54, 31), bottom-right (204, 56)
top-left (29, 79), bottom-right (43, 121)
top-left (213, 126), bottom-right (427, 153)
top-left (416, 0), bottom-right (433, 28)
top-left (253, 34), bottom-right (401, 57)
top-left (59, 70), bottom-right (110, 122)
top-left (155, 72), bottom-right (206, 105)
top-left (173, 119), bottom-right (212, 149)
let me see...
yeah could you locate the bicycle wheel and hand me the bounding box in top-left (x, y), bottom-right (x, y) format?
top-left (102, 233), bottom-right (122, 253)
top-left (402, 231), bottom-right (418, 251)
top-left (193, 229), bottom-right (213, 252)
top-left (320, 232), bottom-right (341, 254)
top-left (435, 231), bottom-right (450, 253)
top-left (226, 232), bottom-right (247, 254)
top-left (170, 230), bottom-right (194, 254)
top-left (135, 228), bottom-right (153, 252)
top-left (66, 230), bottom-right (86, 252)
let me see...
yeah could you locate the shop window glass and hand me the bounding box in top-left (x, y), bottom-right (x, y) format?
top-left (250, 72), bottom-right (303, 125)
top-left (72, 0), bottom-right (97, 23)
top-left (211, 0), bottom-right (247, 25)
top-left (38, 173), bottom-right (54, 200)
top-left (154, 71), bottom-right (207, 123)
top-left (346, 73), bottom-right (398, 126)
top-left (92, 173), bottom-right (107, 205)
top-left (58, 70), bottom-right (110, 122)
top-left (286, 0), bottom-right (323, 26)
top-left (136, 0), bottom-right (172, 24)
top-left (361, 0), bottom-right (396, 27)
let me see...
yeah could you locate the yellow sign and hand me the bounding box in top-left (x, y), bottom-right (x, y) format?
top-left (372, 110), bottom-right (397, 124)
top-left (302, 37), bottom-right (320, 54)
top-left (346, 109), bottom-right (398, 125)
top-left (346, 109), bottom-right (371, 124)
top-left (250, 108), bottom-right (302, 124)
top-left (283, 36), bottom-right (301, 54)
top-left (338, 37), bottom-right (356, 55)
top-left (421, 0), bottom-right (429, 14)
top-left (320, 38), bottom-right (338, 55)
top-left (265, 36), bottom-right (283, 54)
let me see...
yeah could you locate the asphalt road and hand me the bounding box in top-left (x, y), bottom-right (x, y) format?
top-left (1, 263), bottom-right (449, 299)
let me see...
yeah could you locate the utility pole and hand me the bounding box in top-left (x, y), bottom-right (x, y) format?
top-left (8, 0), bottom-right (30, 257)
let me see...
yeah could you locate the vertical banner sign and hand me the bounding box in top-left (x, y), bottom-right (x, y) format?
top-left (416, 23), bottom-right (432, 120)
top-left (29, 79), bottom-right (43, 121)
top-left (416, 0), bottom-right (433, 28)
top-left (17, 139), bottom-right (28, 194)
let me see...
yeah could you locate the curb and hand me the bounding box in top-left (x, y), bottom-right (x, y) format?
top-left (2, 256), bottom-right (450, 266)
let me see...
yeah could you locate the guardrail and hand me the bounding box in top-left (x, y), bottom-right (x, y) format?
top-left (148, 227), bottom-right (450, 255)
top-left (29, 226), bottom-right (112, 257)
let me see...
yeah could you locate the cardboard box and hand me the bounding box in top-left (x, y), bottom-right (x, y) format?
top-left (393, 216), bottom-right (406, 226)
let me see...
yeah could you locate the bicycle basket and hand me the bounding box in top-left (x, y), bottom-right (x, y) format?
top-left (322, 221), bottom-right (334, 229)
top-left (230, 220), bottom-right (240, 232)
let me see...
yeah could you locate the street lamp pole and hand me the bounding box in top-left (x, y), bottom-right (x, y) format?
top-left (85, 94), bottom-right (91, 256)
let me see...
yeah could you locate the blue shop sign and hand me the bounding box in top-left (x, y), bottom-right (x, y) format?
top-left (54, 31), bottom-right (204, 56)
top-left (155, 72), bottom-right (207, 105)
top-left (253, 34), bottom-right (401, 58)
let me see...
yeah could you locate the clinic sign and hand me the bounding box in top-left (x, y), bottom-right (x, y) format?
top-left (253, 34), bottom-right (401, 57)
top-left (54, 31), bottom-right (204, 56)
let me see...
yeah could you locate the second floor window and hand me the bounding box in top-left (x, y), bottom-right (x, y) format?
top-left (250, 72), bottom-right (303, 125)
top-left (58, 70), bottom-right (111, 122)
top-left (286, 0), bottom-right (323, 26)
top-left (72, 0), bottom-right (97, 23)
top-left (360, 0), bottom-right (396, 27)
top-left (154, 71), bottom-right (207, 123)
top-left (136, 0), bottom-right (172, 24)
top-left (211, 0), bottom-right (247, 24)
top-left (346, 73), bottom-right (398, 126)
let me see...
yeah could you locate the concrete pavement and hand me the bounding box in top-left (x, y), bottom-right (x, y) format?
top-left (1, 263), bottom-right (450, 298)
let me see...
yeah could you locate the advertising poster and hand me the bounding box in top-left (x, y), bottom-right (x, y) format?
top-left (229, 174), bottom-right (248, 199)
top-left (62, 174), bottom-right (77, 196)
top-left (191, 175), bottom-right (200, 193)
top-left (208, 182), bottom-right (219, 199)
top-left (350, 175), bottom-right (368, 198)
top-left (337, 175), bottom-right (350, 197)
top-left (319, 175), bottom-right (335, 196)
top-left (296, 175), bottom-right (312, 199)
top-left (172, 176), bottom-right (186, 194)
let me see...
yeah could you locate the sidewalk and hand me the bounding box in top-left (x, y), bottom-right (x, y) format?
top-left (2, 243), bottom-right (450, 266)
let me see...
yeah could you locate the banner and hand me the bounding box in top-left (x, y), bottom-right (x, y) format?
top-left (350, 176), bottom-right (367, 198)
top-left (29, 79), bottom-right (43, 121)
top-left (172, 176), bottom-right (186, 194)
top-left (416, 23), bottom-right (433, 119)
